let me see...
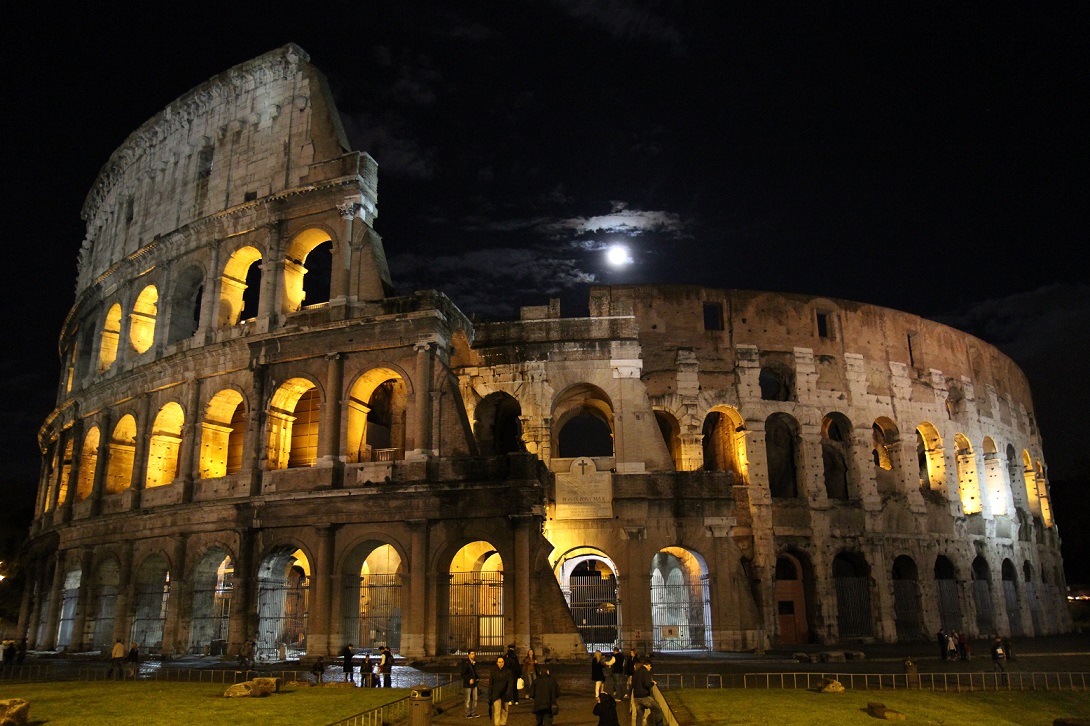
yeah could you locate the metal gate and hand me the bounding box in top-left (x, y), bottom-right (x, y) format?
top-left (256, 576), bottom-right (308, 661)
top-left (973, 579), bottom-right (996, 634)
top-left (130, 581), bottom-right (169, 650)
top-left (56, 587), bottom-right (78, 648)
top-left (1002, 580), bottom-right (1023, 637)
top-left (189, 580), bottom-right (231, 653)
top-left (448, 572), bottom-right (503, 655)
top-left (564, 574), bottom-right (619, 651)
top-left (342, 573), bottom-right (402, 652)
top-left (936, 579), bottom-right (963, 632)
top-left (91, 585), bottom-right (118, 650)
top-left (892, 579), bottom-right (922, 640)
top-left (1025, 581), bottom-right (1042, 635)
top-left (650, 573), bottom-right (711, 650)
top-left (834, 576), bottom-right (874, 638)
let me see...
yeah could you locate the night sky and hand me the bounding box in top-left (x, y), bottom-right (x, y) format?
top-left (4, 4), bottom-right (1088, 575)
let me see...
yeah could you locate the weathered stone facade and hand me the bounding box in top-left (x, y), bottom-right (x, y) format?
top-left (21, 45), bottom-right (1068, 661)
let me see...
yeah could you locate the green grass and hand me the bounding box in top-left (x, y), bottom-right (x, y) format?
top-left (666, 688), bottom-right (1090, 725)
top-left (0, 681), bottom-right (406, 725)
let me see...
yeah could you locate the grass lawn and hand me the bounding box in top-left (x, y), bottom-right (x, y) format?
top-left (0, 681), bottom-right (407, 725)
top-left (666, 688), bottom-right (1090, 725)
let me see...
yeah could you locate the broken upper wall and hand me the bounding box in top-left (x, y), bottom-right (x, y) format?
top-left (76, 43), bottom-right (367, 294)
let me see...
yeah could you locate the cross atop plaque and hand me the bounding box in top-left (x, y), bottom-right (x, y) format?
top-left (555, 456), bottom-right (613, 520)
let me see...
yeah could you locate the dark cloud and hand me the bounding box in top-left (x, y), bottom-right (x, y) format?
top-left (549, 0), bottom-right (686, 51)
top-left (341, 113), bottom-right (436, 180)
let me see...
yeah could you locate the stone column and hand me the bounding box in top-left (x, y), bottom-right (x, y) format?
top-left (320, 353), bottom-right (344, 476)
top-left (408, 340), bottom-right (434, 460)
top-left (617, 527), bottom-right (653, 651)
top-left (69, 547), bottom-right (96, 651)
top-left (333, 200), bottom-right (359, 308)
top-left (512, 516), bottom-right (532, 651)
top-left (17, 566), bottom-right (36, 643)
top-left (89, 410), bottom-right (113, 517)
top-left (403, 520), bottom-right (428, 658)
top-left (198, 240), bottom-right (221, 345)
top-left (798, 423), bottom-right (824, 503)
top-left (112, 542), bottom-right (135, 645)
top-left (228, 529), bottom-right (255, 655)
top-left (162, 534), bottom-right (189, 655)
top-left (307, 525), bottom-right (335, 655)
top-left (179, 379), bottom-right (202, 503)
top-left (247, 365), bottom-right (267, 497)
top-left (60, 416), bottom-right (85, 521)
top-left (41, 551), bottom-right (68, 650)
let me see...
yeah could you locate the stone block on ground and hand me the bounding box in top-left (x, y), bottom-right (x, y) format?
top-left (224, 682), bottom-right (254, 698)
top-left (251, 677), bottom-right (281, 695)
top-left (0, 698), bottom-right (30, 726)
top-left (821, 651), bottom-right (846, 662)
top-left (847, 651), bottom-right (866, 660)
top-left (867, 702), bottom-right (906, 720)
top-left (818, 678), bottom-right (845, 694)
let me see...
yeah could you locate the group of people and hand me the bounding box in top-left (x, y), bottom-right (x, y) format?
top-left (458, 645), bottom-right (663, 726)
top-left (1, 638), bottom-right (27, 666)
top-left (935, 629), bottom-right (973, 661)
top-left (107, 639), bottom-right (140, 679)
top-left (338, 643), bottom-right (394, 686)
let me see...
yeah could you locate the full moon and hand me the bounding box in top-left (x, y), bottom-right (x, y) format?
top-left (606, 244), bottom-right (631, 267)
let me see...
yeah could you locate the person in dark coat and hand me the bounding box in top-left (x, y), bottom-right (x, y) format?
top-left (379, 645), bottom-right (393, 687)
top-left (591, 650), bottom-right (607, 698)
top-left (531, 666), bottom-right (560, 726)
top-left (593, 691), bottom-right (621, 726)
top-left (341, 643), bottom-right (354, 683)
top-left (630, 658), bottom-right (664, 726)
top-left (460, 649), bottom-right (481, 718)
top-left (504, 644), bottom-right (522, 704)
top-left (489, 655), bottom-right (516, 725)
top-left (610, 646), bottom-right (626, 699)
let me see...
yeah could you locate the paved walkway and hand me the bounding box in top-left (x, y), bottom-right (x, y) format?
top-left (432, 691), bottom-right (632, 725)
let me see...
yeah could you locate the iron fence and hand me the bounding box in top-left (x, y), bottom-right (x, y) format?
top-left (657, 670), bottom-right (1090, 692)
top-left (325, 676), bottom-right (459, 726)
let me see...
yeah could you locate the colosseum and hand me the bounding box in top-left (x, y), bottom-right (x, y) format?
top-left (20, 44), bottom-right (1068, 661)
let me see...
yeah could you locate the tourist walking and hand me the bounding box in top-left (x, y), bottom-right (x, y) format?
top-left (531, 666), bottom-right (560, 726)
top-left (610, 646), bottom-right (626, 699)
top-left (107, 639), bottom-right (126, 679)
top-left (461, 649), bottom-right (481, 718)
top-left (341, 643), bottom-right (354, 683)
top-left (591, 650), bottom-right (608, 698)
top-left (522, 647), bottom-right (539, 700)
top-left (489, 656), bottom-right (515, 726)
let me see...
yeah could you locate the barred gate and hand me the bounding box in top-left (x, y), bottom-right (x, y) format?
top-left (936, 579), bottom-right (963, 632)
top-left (892, 579), bottom-right (923, 640)
top-left (834, 576), bottom-right (873, 638)
top-left (256, 577), bottom-right (308, 661)
top-left (1003, 580), bottom-right (1023, 637)
top-left (650, 573), bottom-right (711, 650)
top-left (341, 573), bottom-right (402, 652)
top-left (564, 575), bottom-right (619, 651)
top-left (56, 587), bottom-right (78, 648)
top-left (189, 582), bottom-right (231, 654)
top-left (973, 580), bottom-right (996, 634)
top-left (448, 572), bottom-right (503, 655)
top-left (130, 582), bottom-right (169, 650)
top-left (91, 586), bottom-right (118, 650)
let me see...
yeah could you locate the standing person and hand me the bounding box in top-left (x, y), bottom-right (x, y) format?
top-left (630, 659), bottom-right (664, 726)
top-left (991, 635), bottom-right (1008, 684)
top-left (379, 645), bottom-right (393, 688)
top-left (125, 642), bottom-right (139, 679)
top-left (489, 656), bottom-right (515, 726)
top-left (593, 691), bottom-right (620, 726)
top-left (15, 638), bottom-right (27, 665)
top-left (623, 647), bottom-right (637, 696)
top-left (957, 631), bottom-right (971, 661)
top-left (946, 632), bottom-right (958, 662)
top-left (522, 647), bottom-right (539, 700)
top-left (504, 644), bottom-right (522, 705)
top-left (610, 646), bottom-right (626, 699)
top-left (531, 665), bottom-right (560, 726)
top-left (362, 651), bottom-right (374, 687)
top-left (239, 639), bottom-right (255, 668)
top-left (310, 656), bottom-right (326, 684)
top-left (108, 639), bottom-right (126, 679)
top-left (461, 649), bottom-right (481, 718)
top-left (936, 630), bottom-right (947, 660)
top-left (341, 643), bottom-right (354, 683)
top-left (591, 650), bottom-right (607, 698)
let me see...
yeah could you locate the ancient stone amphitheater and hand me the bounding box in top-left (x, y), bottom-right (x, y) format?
top-left (21, 45), bottom-right (1068, 661)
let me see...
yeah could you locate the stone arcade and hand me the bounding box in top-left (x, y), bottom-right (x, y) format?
top-left (21, 45), bottom-right (1069, 661)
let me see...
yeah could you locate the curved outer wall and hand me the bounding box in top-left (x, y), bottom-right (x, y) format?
top-left (22, 46), bottom-right (1067, 660)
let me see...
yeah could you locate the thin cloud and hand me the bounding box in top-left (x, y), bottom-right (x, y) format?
top-left (549, 0), bottom-right (686, 51)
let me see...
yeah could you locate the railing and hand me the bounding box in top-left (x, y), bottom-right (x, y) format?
top-left (657, 671), bottom-right (1090, 692)
top-left (73, 666), bottom-right (310, 683)
top-left (325, 676), bottom-right (459, 726)
top-left (0, 664), bottom-right (53, 681)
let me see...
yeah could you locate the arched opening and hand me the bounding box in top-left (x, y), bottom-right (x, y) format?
top-left (75, 324), bottom-right (96, 382)
top-left (130, 555), bottom-right (170, 652)
top-left (650, 547), bottom-right (712, 651)
top-left (972, 556), bottom-right (996, 634)
top-left (934, 556), bottom-right (962, 631)
top-left (341, 543), bottom-right (403, 654)
top-left (759, 366), bottom-right (792, 401)
top-left (475, 392), bottom-right (525, 455)
top-left (891, 555), bottom-right (923, 640)
top-left (872, 418), bottom-right (899, 494)
top-left (916, 422), bottom-right (945, 494)
top-left (105, 415), bottom-right (137, 494)
top-left (821, 413), bottom-right (853, 500)
top-left (832, 552), bottom-right (873, 639)
top-left (55, 563), bottom-right (82, 649)
top-left (1022, 561), bottom-right (1042, 635)
top-left (129, 285), bottom-right (158, 354)
top-left (256, 546), bottom-right (310, 661)
top-left (301, 240), bottom-right (333, 307)
top-left (765, 413), bottom-right (800, 498)
top-left (774, 552), bottom-right (811, 645)
top-left (89, 557), bottom-right (121, 651)
top-left (701, 407), bottom-right (746, 480)
top-left (1021, 449), bottom-right (1040, 515)
top-left (447, 542), bottom-right (504, 655)
top-left (655, 411), bottom-right (683, 471)
top-left (145, 402), bottom-right (185, 488)
top-left (555, 549), bottom-right (620, 651)
top-left (554, 384), bottom-right (614, 458)
top-left (346, 369), bottom-right (408, 463)
top-left (76, 426), bottom-right (100, 501)
top-left (981, 437), bottom-right (1008, 516)
top-left (219, 246), bottom-right (263, 326)
top-left (98, 303), bottom-right (123, 372)
top-left (1001, 559), bottom-right (1022, 637)
top-left (167, 266), bottom-right (204, 343)
top-left (199, 389), bottom-right (248, 478)
top-left (52, 437), bottom-right (74, 510)
top-left (283, 229), bottom-right (334, 313)
top-left (955, 433), bottom-right (981, 514)
top-left (188, 550), bottom-right (233, 655)
top-left (266, 378), bottom-right (320, 470)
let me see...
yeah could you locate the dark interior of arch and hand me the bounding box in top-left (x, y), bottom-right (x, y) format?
top-left (558, 412), bottom-right (613, 458)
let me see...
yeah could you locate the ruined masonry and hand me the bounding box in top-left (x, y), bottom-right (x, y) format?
top-left (22, 45), bottom-right (1068, 661)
